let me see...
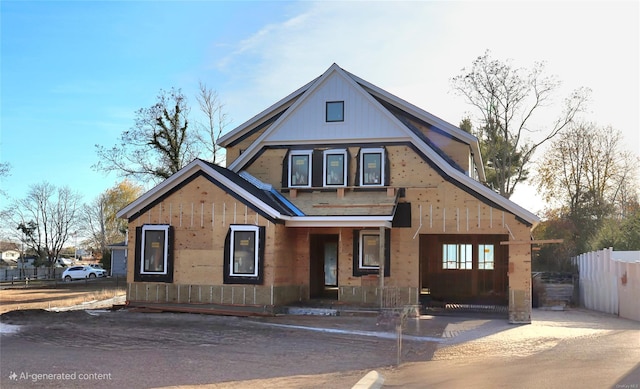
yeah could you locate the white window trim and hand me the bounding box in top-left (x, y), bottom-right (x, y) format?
top-left (288, 150), bottom-right (313, 188)
top-left (478, 244), bottom-right (495, 270)
top-left (359, 147), bottom-right (385, 187)
top-left (323, 149), bottom-right (347, 187)
top-left (140, 224), bottom-right (170, 275)
top-left (359, 230), bottom-right (380, 270)
top-left (229, 225), bottom-right (260, 277)
top-left (442, 243), bottom-right (472, 270)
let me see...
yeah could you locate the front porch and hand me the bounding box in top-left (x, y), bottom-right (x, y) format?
top-left (125, 282), bottom-right (420, 315)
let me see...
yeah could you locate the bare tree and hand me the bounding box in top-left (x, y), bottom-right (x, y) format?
top-left (0, 162), bottom-right (10, 199)
top-left (5, 182), bottom-right (81, 265)
top-left (81, 180), bottom-right (143, 255)
top-left (93, 88), bottom-right (199, 182)
top-left (195, 81), bottom-right (230, 165)
top-left (536, 122), bottom-right (638, 252)
top-left (452, 50), bottom-right (590, 198)
top-left (538, 123), bottom-right (636, 217)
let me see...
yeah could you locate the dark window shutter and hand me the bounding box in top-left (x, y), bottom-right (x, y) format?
top-left (345, 148), bottom-right (352, 187)
top-left (354, 150), bottom-right (361, 187)
top-left (392, 203), bottom-right (412, 228)
top-left (282, 150), bottom-right (290, 188)
top-left (166, 226), bottom-right (174, 283)
top-left (384, 228), bottom-right (391, 277)
top-left (312, 149), bottom-right (323, 187)
top-left (133, 226), bottom-right (142, 282)
top-left (384, 146), bottom-right (390, 186)
top-left (257, 226), bottom-right (265, 284)
top-left (223, 228), bottom-right (231, 284)
top-left (352, 230), bottom-right (360, 276)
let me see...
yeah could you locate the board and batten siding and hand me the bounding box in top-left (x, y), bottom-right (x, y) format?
top-left (266, 71), bottom-right (408, 144)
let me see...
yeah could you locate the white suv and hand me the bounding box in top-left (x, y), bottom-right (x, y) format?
top-left (62, 265), bottom-right (107, 281)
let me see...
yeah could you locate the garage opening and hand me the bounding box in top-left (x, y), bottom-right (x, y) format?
top-left (419, 234), bottom-right (509, 306)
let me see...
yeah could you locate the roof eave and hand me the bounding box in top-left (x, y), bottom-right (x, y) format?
top-left (116, 160), bottom-right (287, 222)
top-left (285, 216), bottom-right (393, 228)
top-left (414, 141), bottom-right (540, 227)
top-left (116, 160), bottom-right (203, 220)
top-left (344, 69), bottom-right (478, 145)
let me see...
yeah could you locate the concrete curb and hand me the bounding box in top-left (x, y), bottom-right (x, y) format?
top-left (351, 370), bottom-right (384, 389)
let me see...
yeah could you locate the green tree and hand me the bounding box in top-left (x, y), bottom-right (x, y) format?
top-left (452, 50), bottom-right (590, 198)
top-left (590, 202), bottom-right (640, 251)
top-left (532, 210), bottom-right (578, 271)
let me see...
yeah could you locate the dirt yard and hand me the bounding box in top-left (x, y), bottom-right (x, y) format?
top-left (0, 279), bottom-right (125, 314)
top-left (1, 281), bottom-right (638, 388)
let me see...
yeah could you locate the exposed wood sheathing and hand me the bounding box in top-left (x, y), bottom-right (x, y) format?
top-left (124, 64), bottom-right (537, 323)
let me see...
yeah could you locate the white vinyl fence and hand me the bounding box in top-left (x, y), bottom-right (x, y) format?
top-left (574, 248), bottom-right (640, 321)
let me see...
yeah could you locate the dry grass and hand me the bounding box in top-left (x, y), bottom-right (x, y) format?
top-left (0, 282), bottom-right (126, 314)
top-left (56, 288), bottom-right (126, 307)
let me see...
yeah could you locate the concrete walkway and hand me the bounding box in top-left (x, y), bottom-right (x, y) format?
top-left (206, 308), bottom-right (640, 389)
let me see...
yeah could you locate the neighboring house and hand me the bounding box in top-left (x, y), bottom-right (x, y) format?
top-left (108, 242), bottom-right (127, 277)
top-left (117, 63), bottom-right (540, 323)
top-left (1, 249), bottom-right (20, 265)
top-left (0, 242), bottom-right (20, 265)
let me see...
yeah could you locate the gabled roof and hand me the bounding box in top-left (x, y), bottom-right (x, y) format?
top-left (220, 63), bottom-right (485, 182)
top-left (217, 63), bottom-right (537, 226)
top-left (117, 159), bottom-right (396, 228)
top-left (119, 64), bottom-right (539, 228)
top-left (116, 159), bottom-right (301, 223)
top-left (217, 77), bottom-right (320, 147)
top-left (343, 68), bottom-right (486, 182)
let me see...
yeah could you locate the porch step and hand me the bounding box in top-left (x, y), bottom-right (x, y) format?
top-left (286, 307), bottom-right (338, 316)
top-left (424, 303), bottom-right (508, 315)
top-left (284, 304), bottom-right (379, 317)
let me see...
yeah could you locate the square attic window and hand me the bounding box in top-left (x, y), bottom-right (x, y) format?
top-left (326, 101), bottom-right (344, 122)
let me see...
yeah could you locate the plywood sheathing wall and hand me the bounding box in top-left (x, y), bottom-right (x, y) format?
top-left (127, 176), bottom-right (272, 280)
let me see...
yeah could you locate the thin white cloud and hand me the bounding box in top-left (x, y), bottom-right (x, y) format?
top-left (213, 1), bottom-right (638, 211)
top-left (219, 1), bottom-right (638, 152)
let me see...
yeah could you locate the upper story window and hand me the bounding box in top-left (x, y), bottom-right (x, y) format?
top-left (289, 150), bottom-right (312, 188)
top-left (360, 148), bottom-right (385, 186)
top-left (323, 149), bottom-right (347, 186)
top-left (326, 101), bottom-right (344, 122)
top-left (469, 152), bottom-right (479, 180)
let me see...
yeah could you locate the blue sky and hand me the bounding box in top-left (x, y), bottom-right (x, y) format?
top-left (2, 1), bottom-right (639, 216)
